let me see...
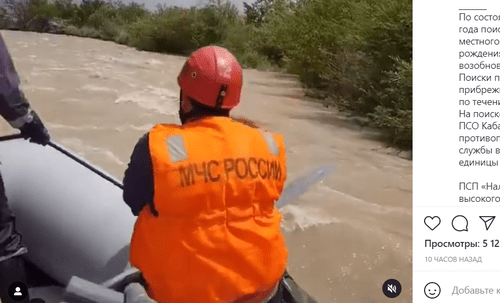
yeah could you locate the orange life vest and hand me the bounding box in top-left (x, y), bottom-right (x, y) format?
top-left (129, 116), bottom-right (288, 303)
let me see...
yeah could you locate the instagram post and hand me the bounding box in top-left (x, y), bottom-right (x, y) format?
top-left (0, 0), bottom-right (412, 302)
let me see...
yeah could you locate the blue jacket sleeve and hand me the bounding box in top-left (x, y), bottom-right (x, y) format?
top-left (0, 33), bottom-right (33, 128)
top-left (123, 133), bottom-right (157, 216)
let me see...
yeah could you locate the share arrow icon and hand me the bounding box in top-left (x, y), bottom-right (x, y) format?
top-left (480, 216), bottom-right (496, 231)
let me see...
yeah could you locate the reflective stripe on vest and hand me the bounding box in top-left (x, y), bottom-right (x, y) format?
top-left (166, 135), bottom-right (187, 163)
top-left (165, 131), bottom-right (280, 164)
top-left (260, 131), bottom-right (279, 156)
top-left (130, 116), bottom-right (288, 303)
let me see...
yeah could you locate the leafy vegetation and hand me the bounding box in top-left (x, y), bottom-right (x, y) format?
top-left (0, 0), bottom-right (412, 149)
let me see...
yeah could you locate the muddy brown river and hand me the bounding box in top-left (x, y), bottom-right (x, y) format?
top-left (0, 30), bottom-right (412, 302)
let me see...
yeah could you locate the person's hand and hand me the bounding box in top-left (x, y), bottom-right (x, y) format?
top-left (124, 283), bottom-right (157, 303)
top-left (19, 110), bottom-right (50, 145)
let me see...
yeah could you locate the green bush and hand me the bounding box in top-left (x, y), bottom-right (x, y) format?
top-left (64, 24), bottom-right (102, 38)
top-left (250, 0), bottom-right (412, 148)
top-left (369, 58), bottom-right (412, 148)
top-left (72, 0), bottom-right (106, 26)
top-left (199, 0), bottom-right (239, 45)
top-left (113, 27), bottom-right (132, 44)
top-left (219, 21), bottom-right (269, 69)
top-left (259, 0), bottom-right (367, 85)
top-left (360, 0), bottom-right (412, 112)
top-left (370, 106), bottom-right (412, 149)
top-left (0, 7), bottom-right (12, 29)
top-left (113, 1), bottom-right (148, 24)
top-left (86, 4), bottom-right (117, 28)
top-left (53, 0), bottom-right (77, 20)
top-left (127, 1), bottom-right (241, 55)
top-left (126, 8), bottom-right (205, 54)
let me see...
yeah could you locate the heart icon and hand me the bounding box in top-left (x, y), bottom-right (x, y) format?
top-left (424, 216), bottom-right (441, 231)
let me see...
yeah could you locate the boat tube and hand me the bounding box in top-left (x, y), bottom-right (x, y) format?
top-left (0, 135), bottom-right (135, 285)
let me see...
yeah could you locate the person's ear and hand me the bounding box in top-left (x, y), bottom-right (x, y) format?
top-left (180, 94), bottom-right (193, 113)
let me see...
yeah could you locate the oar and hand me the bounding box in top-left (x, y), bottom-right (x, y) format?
top-left (63, 267), bottom-right (142, 303)
top-left (0, 133), bottom-right (24, 141)
top-left (276, 164), bottom-right (337, 208)
top-left (100, 267), bottom-right (142, 291)
top-left (47, 141), bottom-right (123, 189)
top-left (64, 276), bottom-right (124, 303)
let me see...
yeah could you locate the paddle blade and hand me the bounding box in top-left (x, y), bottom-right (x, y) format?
top-left (276, 164), bottom-right (337, 208)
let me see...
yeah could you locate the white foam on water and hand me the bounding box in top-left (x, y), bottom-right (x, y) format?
top-left (93, 149), bottom-right (125, 166)
top-left (34, 63), bottom-right (89, 72)
top-left (317, 185), bottom-right (411, 216)
top-left (33, 87), bottom-right (56, 91)
top-left (78, 85), bottom-right (119, 93)
top-left (280, 204), bottom-right (339, 232)
top-left (59, 98), bottom-right (82, 103)
top-left (43, 67), bottom-right (74, 71)
top-left (30, 71), bottom-right (52, 77)
top-left (115, 123), bottom-right (155, 132)
top-left (145, 59), bottom-right (164, 66)
top-left (114, 86), bottom-right (179, 116)
top-left (106, 73), bottom-right (141, 87)
top-left (46, 123), bottom-right (107, 131)
top-left (60, 138), bottom-right (125, 166)
top-left (96, 55), bottom-right (144, 67)
top-left (96, 55), bottom-right (114, 62)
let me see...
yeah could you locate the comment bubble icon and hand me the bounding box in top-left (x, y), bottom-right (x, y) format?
top-left (452, 215), bottom-right (468, 232)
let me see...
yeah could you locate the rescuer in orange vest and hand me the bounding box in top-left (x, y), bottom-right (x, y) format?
top-left (122, 46), bottom-right (291, 303)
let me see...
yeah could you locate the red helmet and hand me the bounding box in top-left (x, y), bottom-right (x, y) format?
top-left (177, 46), bottom-right (243, 109)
